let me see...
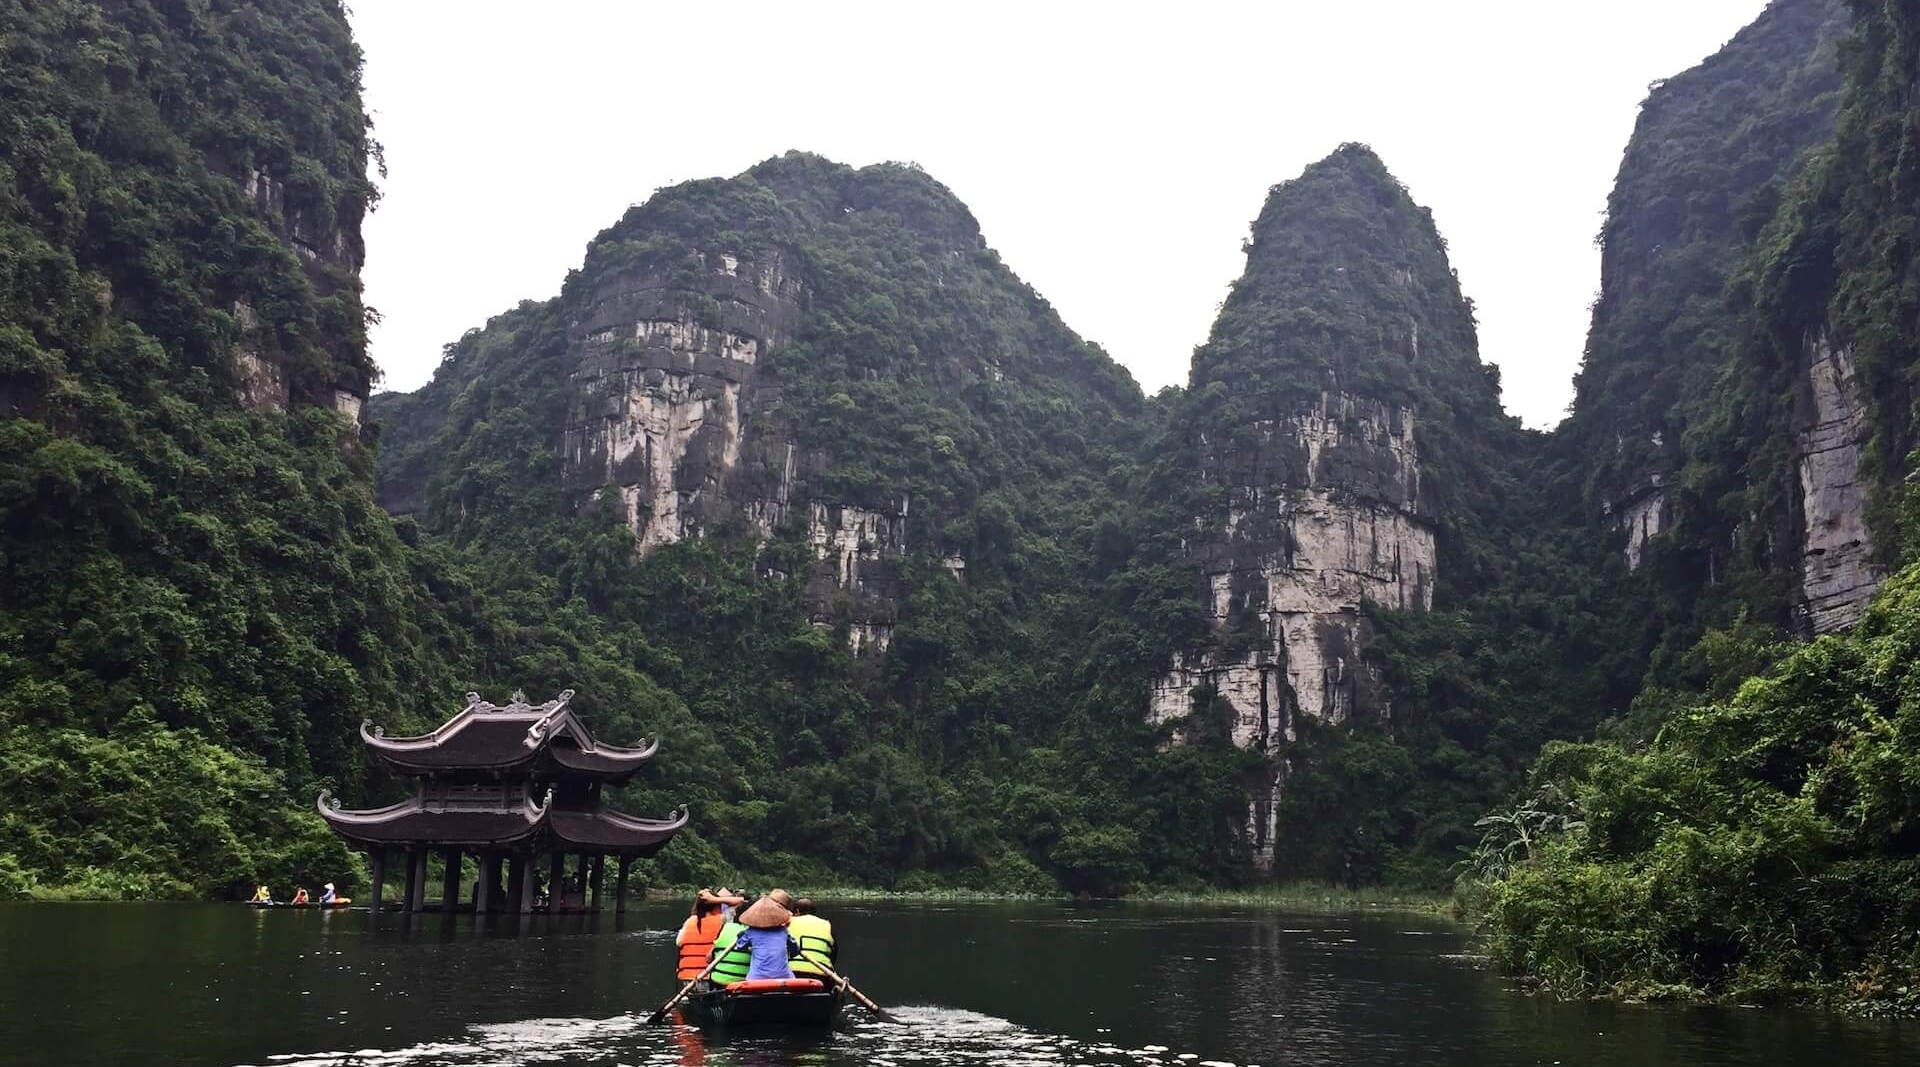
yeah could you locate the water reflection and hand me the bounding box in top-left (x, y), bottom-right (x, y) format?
top-left (0, 901), bottom-right (1909, 1067)
top-left (240, 1007), bottom-right (1232, 1067)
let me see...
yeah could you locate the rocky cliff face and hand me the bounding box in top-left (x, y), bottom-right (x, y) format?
top-left (561, 250), bottom-right (802, 552)
top-left (553, 239), bottom-right (920, 651)
top-left (375, 153), bottom-right (1141, 657)
top-left (1794, 334), bottom-right (1884, 632)
top-left (1148, 145), bottom-right (1500, 866)
top-left (1564, 0), bottom-right (1846, 574)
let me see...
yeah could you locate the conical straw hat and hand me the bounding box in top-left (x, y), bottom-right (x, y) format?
top-left (738, 895), bottom-right (791, 929)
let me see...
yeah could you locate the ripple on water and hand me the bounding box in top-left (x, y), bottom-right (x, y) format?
top-left (238, 1006), bottom-right (1215, 1067)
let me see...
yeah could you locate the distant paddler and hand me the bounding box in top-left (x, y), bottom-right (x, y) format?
top-left (319, 882), bottom-right (350, 906)
top-left (249, 885), bottom-right (275, 906)
top-left (290, 886), bottom-right (310, 906)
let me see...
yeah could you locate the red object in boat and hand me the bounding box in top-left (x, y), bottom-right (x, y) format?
top-left (722, 978), bottom-right (826, 993)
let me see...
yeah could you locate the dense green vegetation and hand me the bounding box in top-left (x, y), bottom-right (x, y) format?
top-left (372, 153), bottom-right (1265, 896)
top-left (1548, 0), bottom-right (1851, 719)
top-left (1471, 0), bottom-right (1920, 1012)
top-left (1475, 563), bottom-right (1920, 1012)
top-left (5, 8), bottom-right (1920, 1019)
top-left (0, 0), bottom-right (420, 896)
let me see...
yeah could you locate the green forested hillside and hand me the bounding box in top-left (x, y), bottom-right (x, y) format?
top-left (5, 1), bottom-right (1920, 992)
top-left (1475, 0), bottom-right (1920, 1010)
top-left (0, 0), bottom-right (448, 897)
top-left (368, 154), bottom-right (1264, 894)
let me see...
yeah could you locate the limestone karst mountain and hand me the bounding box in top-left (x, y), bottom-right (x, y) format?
top-left (1558, 0), bottom-right (1864, 643)
top-left (0, 0), bottom-right (496, 897)
top-left (5, 0), bottom-right (1920, 906)
top-left (375, 152), bottom-right (1146, 661)
top-left (1478, 0), bottom-right (1920, 1008)
top-left (1141, 144), bottom-right (1519, 867)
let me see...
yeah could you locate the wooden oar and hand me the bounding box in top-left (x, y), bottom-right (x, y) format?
top-left (812, 961), bottom-right (899, 1024)
top-left (645, 952), bottom-right (724, 1025)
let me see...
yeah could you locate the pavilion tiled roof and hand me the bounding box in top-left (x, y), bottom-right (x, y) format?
top-left (316, 790), bottom-right (689, 856)
top-left (360, 689), bottom-right (658, 780)
top-left (548, 807), bottom-right (689, 852)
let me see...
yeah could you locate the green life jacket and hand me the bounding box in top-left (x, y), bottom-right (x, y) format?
top-left (787, 913), bottom-right (836, 977)
top-left (709, 921), bottom-right (751, 985)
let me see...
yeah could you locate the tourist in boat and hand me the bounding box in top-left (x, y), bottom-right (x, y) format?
top-left (290, 886), bottom-right (310, 905)
top-left (730, 893), bottom-right (802, 980)
top-left (788, 898), bottom-right (836, 981)
top-left (707, 897), bottom-right (751, 985)
top-left (319, 882), bottom-right (338, 905)
top-left (675, 889), bottom-right (733, 980)
top-left (249, 885), bottom-right (274, 905)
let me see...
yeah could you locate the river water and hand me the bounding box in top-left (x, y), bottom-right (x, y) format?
top-left (0, 901), bottom-right (1909, 1066)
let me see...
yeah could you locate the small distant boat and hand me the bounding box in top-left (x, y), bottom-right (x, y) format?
top-left (247, 899), bottom-right (352, 909)
top-left (682, 978), bottom-right (843, 1028)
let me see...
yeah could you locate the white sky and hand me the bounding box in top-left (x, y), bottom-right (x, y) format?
top-left (351, 0), bottom-right (1773, 430)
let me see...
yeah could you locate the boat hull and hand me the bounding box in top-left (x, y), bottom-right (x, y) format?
top-left (682, 983), bottom-right (842, 1028)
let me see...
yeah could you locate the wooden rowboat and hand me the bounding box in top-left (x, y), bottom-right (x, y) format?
top-left (681, 978), bottom-right (842, 1028)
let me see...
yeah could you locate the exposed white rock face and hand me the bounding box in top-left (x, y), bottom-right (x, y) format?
top-left (1153, 390), bottom-right (1436, 868)
top-left (1616, 488), bottom-right (1666, 571)
top-left (593, 377), bottom-right (743, 551)
top-left (231, 300), bottom-right (288, 413)
top-left (563, 251), bottom-right (801, 554)
top-left (629, 318), bottom-right (761, 365)
top-left (803, 500), bottom-right (910, 652)
top-left (847, 623), bottom-right (893, 657)
top-left (746, 444), bottom-right (799, 540)
top-left (332, 389), bottom-right (363, 429)
top-left (234, 351), bottom-right (287, 413)
top-left (558, 249), bottom-right (916, 652)
top-left (1149, 652), bottom-right (1286, 749)
top-left (1795, 334), bottom-right (1884, 632)
top-left (807, 501), bottom-right (907, 589)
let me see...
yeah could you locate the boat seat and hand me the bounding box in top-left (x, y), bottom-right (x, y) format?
top-left (723, 978), bottom-right (826, 993)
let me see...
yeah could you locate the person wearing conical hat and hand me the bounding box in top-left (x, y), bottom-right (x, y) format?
top-left (730, 893), bottom-right (802, 981)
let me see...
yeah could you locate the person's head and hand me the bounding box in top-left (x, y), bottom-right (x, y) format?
top-left (793, 897), bottom-right (815, 916)
top-left (768, 888), bottom-right (793, 909)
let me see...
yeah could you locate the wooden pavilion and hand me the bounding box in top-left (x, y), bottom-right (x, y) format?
top-left (318, 689), bottom-right (687, 914)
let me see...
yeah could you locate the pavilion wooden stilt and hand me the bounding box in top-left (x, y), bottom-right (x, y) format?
top-left (614, 857), bottom-right (630, 914)
top-left (401, 848), bottom-right (420, 913)
top-left (473, 851), bottom-right (492, 915)
top-left (368, 848), bottom-right (386, 914)
top-left (408, 849), bottom-right (428, 913)
top-left (589, 854), bottom-right (604, 911)
top-left (507, 855), bottom-right (528, 914)
top-left (440, 847), bottom-right (462, 912)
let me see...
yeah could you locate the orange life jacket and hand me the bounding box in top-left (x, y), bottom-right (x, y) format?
top-left (677, 912), bottom-right (726, 979)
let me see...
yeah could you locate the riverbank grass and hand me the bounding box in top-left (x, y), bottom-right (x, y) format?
top-left (646, 881), bottom-right (1451, 913)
